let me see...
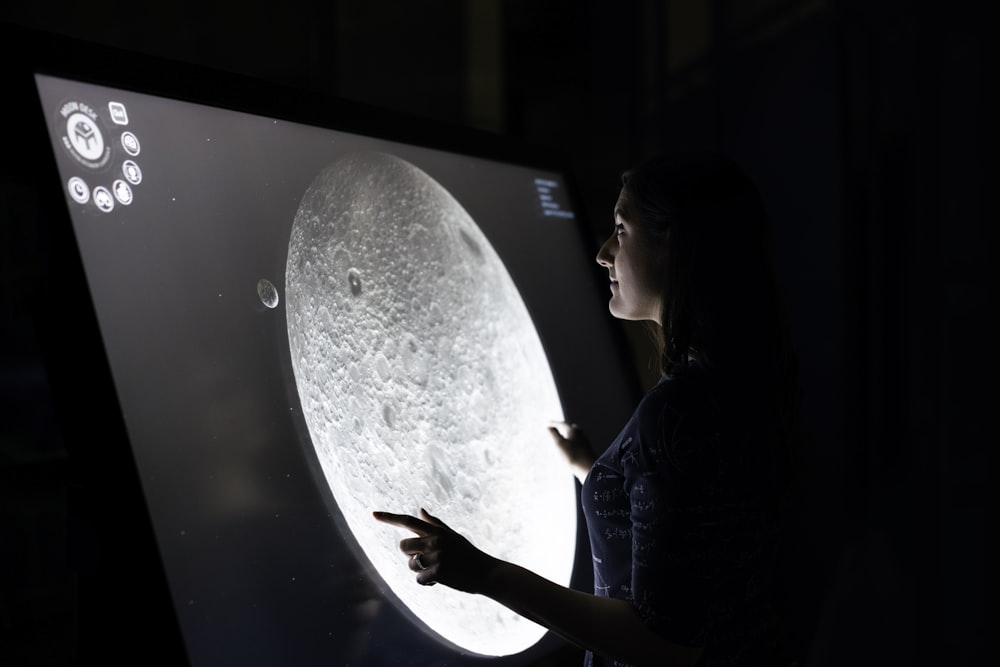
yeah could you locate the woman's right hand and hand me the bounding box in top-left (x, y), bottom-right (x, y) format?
top-left (548, 421), bottom-right (596, 484)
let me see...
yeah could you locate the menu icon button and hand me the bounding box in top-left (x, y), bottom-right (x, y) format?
top-left (108, 102), bottom-right (128, 125)
top-left (67, 176), bottom-right (90, 204)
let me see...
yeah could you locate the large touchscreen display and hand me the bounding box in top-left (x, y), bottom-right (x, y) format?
top-left (35, 72), bottom-right (635, 665)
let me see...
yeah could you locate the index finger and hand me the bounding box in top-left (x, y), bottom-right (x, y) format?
top-left (372, 511), bottom-right (434, 536)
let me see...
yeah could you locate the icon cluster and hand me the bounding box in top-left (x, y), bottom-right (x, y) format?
top-left (63, 100), bottom-right (143, 213)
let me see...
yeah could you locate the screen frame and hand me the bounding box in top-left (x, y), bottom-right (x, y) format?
top-left (2, 20), bottom-right (645, 665)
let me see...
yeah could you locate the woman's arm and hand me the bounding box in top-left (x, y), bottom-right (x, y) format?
top-left (372, 509), bottom-right (703, 667)
top-left (485, 558), bottom-right (704, 666)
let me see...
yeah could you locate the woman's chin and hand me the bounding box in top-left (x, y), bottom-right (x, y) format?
top-left (607, 298), bottom-right (623, 319)
top-left (608, 303), bottom-right (635, 321)
top-left (608, 301), bottom-right (658, 323)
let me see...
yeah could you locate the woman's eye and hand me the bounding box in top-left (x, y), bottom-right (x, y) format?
top-left (615, 224), bottom-right (625, 236)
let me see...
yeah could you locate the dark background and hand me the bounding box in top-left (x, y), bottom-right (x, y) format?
top-left (1, 1), bottom-right (992, 665)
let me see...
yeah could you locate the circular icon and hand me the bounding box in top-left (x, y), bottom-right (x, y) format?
top-left (122, 160), bottom-right (142, 185)
top-left (67, 177), bottom-right (90, 204)
top-left (112, 179), bottom-right (133, 205)
top-left (93, 186), bottom-right (115, 213)
top-left (66, 112), bottom-right (105, 161)
top-left (121, 131), bottom-right (140, 156)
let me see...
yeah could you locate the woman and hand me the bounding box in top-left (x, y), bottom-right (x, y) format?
top-left (374, 150), bottom-right (799, 666)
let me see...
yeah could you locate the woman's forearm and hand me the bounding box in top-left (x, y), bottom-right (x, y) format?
top-left (480, 559), bottom-right (703, 667)
top-left (372, 509), bottom-right (702, 666)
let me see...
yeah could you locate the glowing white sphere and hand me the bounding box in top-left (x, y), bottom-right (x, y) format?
top-left (285, 152), bottom-right (576, 656)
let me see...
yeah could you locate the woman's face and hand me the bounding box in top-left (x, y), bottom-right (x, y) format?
top-left (595, 187), bottom-right (668, 323)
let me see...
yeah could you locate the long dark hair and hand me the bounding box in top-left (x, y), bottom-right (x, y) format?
top-left (622, 149), bottom-right (801, 478)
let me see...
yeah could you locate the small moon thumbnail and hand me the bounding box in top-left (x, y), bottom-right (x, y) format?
top-left (257, 278), bottom-right (279, 309)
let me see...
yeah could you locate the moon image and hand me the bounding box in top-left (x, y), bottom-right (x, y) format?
top-left (285, 152), bottom-right (577, 656)
top-left (257, 278), bottom-right (279, 309)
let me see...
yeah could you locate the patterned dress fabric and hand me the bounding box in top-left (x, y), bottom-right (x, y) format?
top-left (581, 367), bottom-right (786, 666)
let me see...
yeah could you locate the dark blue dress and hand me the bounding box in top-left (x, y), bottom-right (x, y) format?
top-left (581, 367), bottom-right (786, 666)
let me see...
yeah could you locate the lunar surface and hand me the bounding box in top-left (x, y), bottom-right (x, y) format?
top-left (285, 152), bottom-right (576, 656)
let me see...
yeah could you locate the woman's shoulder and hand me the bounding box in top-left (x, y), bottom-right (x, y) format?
top-left (635, 366), bottom-right (717, 425)
top-left (616, 367), bottom-right (718, 462)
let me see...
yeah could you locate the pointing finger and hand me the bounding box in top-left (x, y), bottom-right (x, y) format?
top-left (372, 511), bottom-right (433, 536)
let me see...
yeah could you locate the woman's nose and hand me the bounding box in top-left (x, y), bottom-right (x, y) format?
top-left (596, 234), bottom-right (614, 267)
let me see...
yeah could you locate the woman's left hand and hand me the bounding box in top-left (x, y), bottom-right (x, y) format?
top-left (372, 508), bottom-right (499, 594)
